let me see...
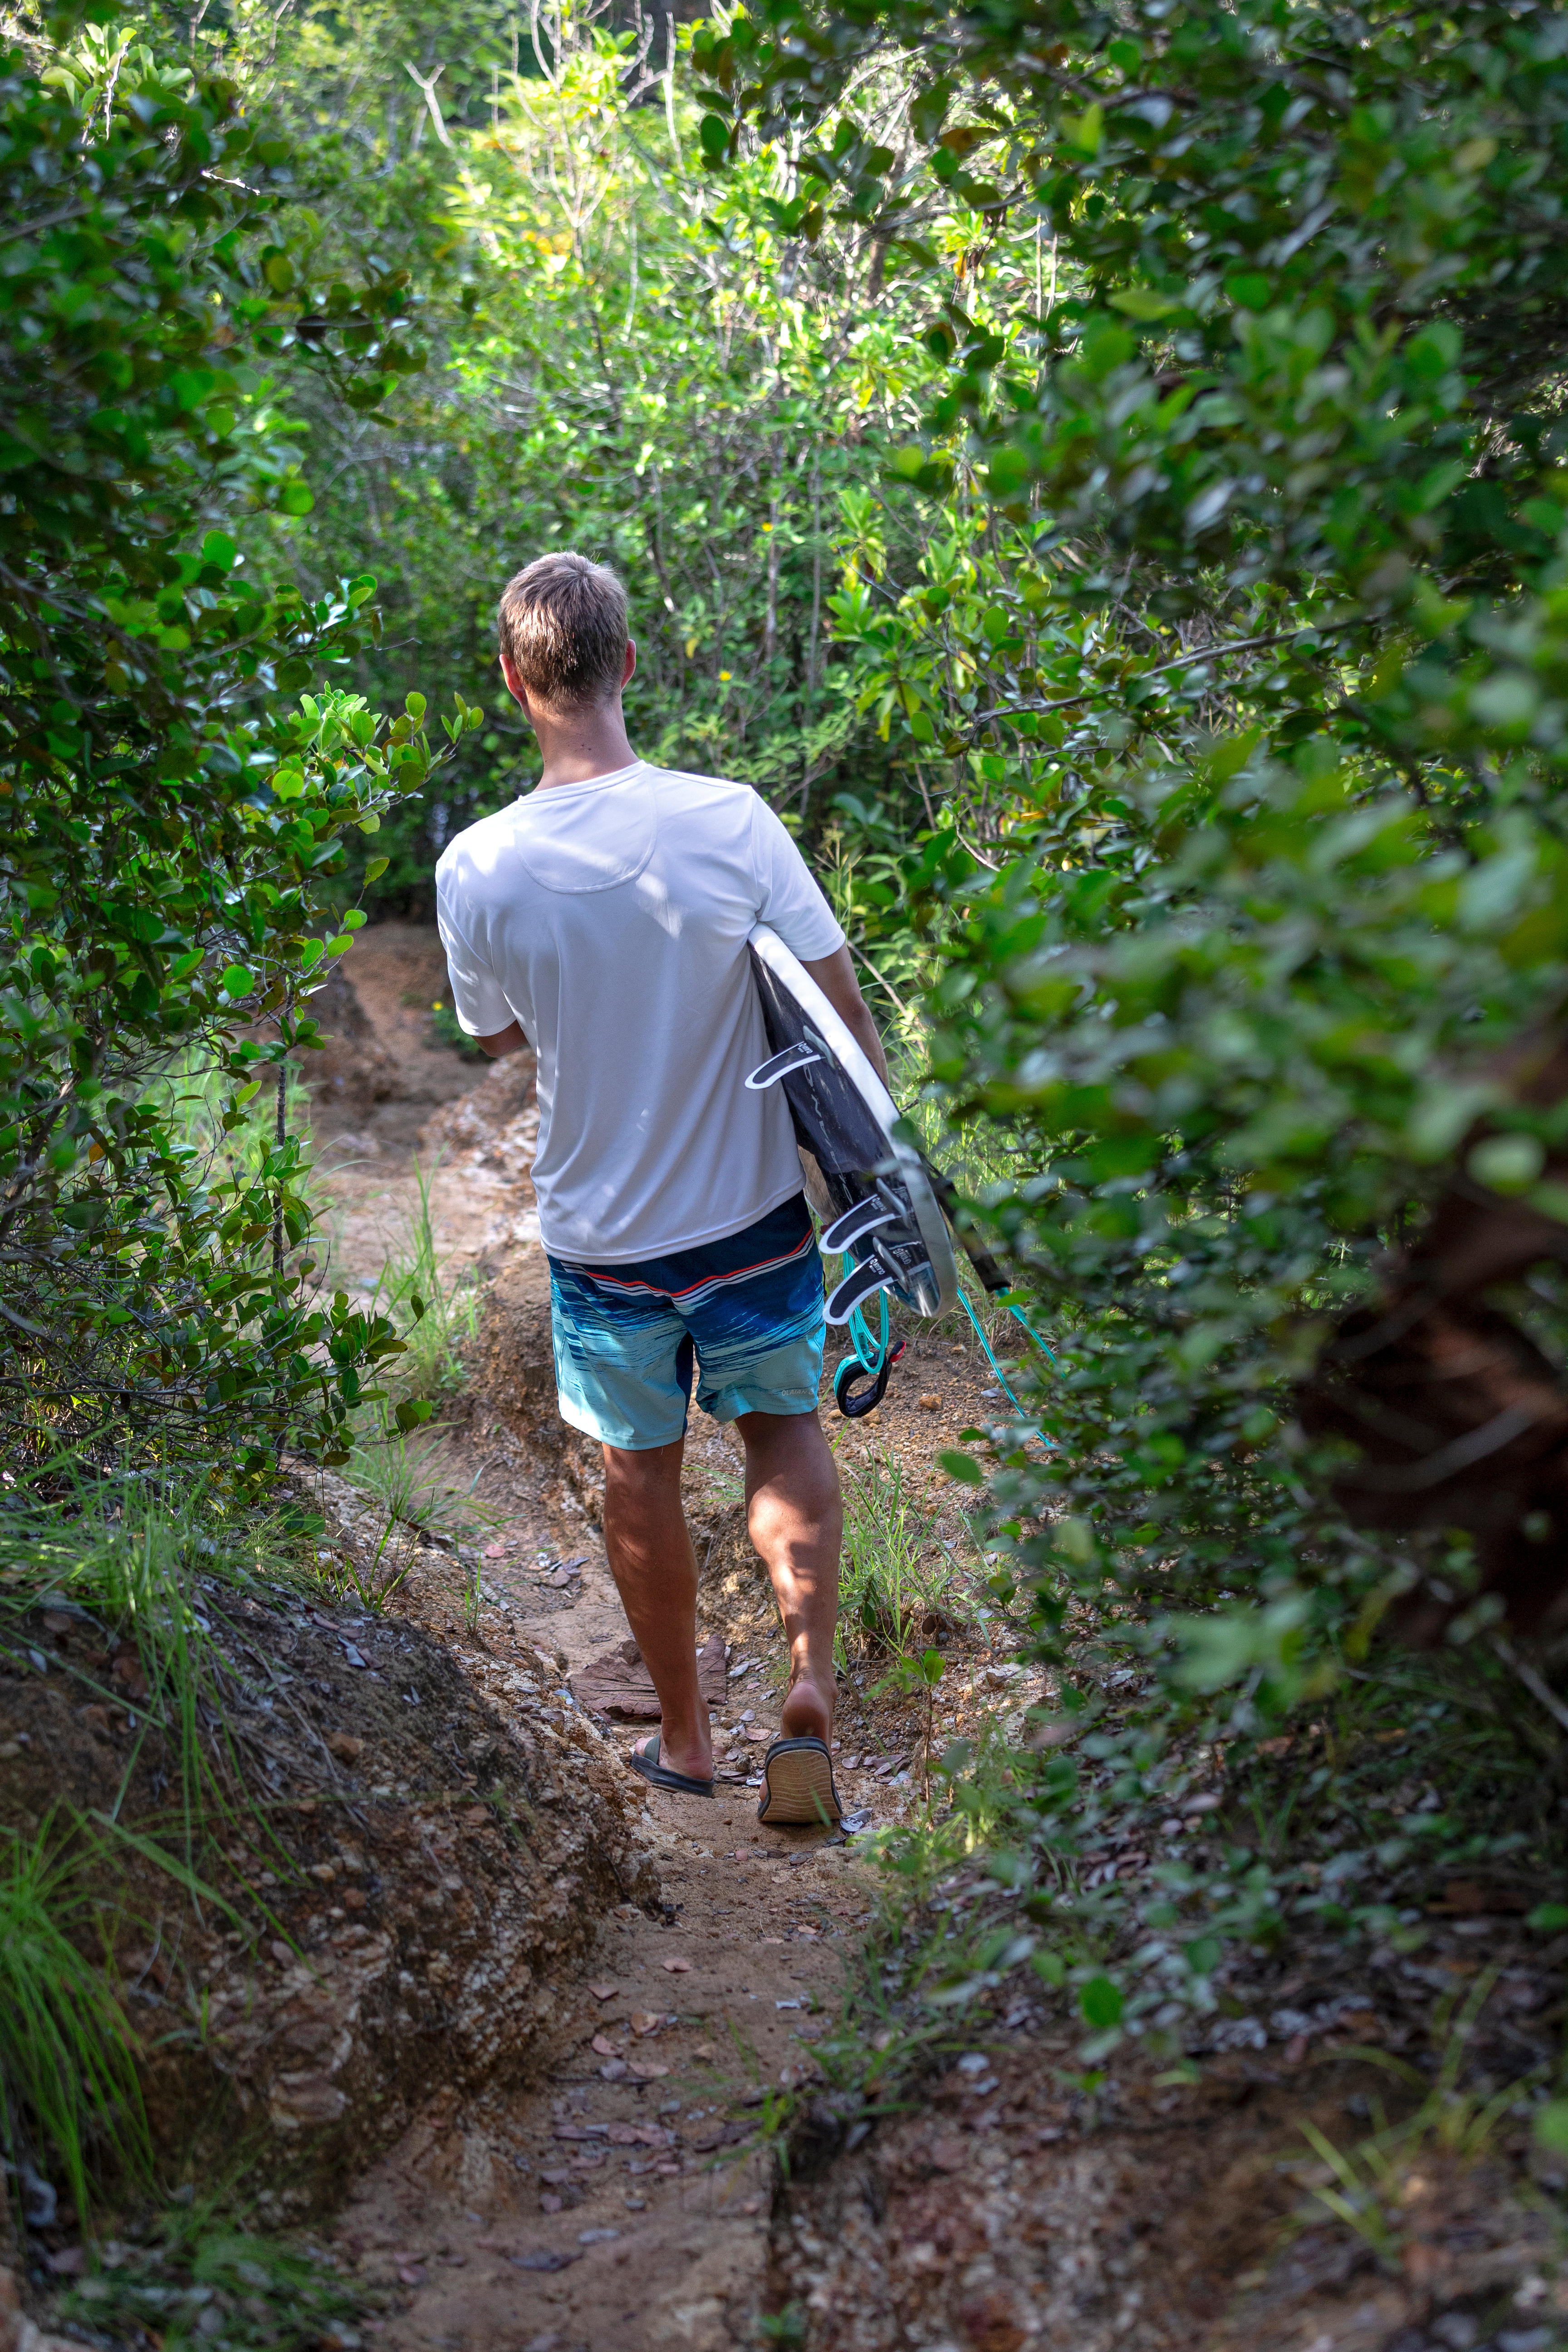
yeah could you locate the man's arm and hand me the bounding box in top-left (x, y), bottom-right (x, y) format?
top-left (476, 1018), bottom-right (527, 1058)
top-left (801, 946), bottom-right (890, 1090)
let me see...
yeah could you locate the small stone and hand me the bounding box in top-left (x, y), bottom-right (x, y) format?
top-left (661, 1956), bottom-right (692, 1973)
top-left (588, 1982), bottom-right (619, 2001)
top-left (326, 1732), bottom-right (364, 1761)
top-left (539, 2193), bottom-right (564, 2214)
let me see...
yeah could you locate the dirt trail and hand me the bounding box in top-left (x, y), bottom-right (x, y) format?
top-left (302, 936), bottom-right (989, 2351)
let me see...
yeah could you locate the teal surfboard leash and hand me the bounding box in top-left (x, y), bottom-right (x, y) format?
top-left (834, 1253), bottom-right (1057, 1442)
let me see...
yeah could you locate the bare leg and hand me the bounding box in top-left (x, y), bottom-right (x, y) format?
top-left (736, 1407), bottom-right (842, 1744)
top-left (601, 1436), bottom-right (713, 1784)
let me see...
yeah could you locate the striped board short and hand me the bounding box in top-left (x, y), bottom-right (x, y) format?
top-left (547, 1192), bottom-right (827, 1452)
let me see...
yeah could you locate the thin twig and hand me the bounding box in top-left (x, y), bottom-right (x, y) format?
top-left (1492, 1632), bottom-right (1568, 1740)
top-left (962, 619), bottom-right (1357, 735)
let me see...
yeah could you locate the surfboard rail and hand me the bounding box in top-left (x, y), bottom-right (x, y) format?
top-left (745, 923), bottom-right (958, 1324)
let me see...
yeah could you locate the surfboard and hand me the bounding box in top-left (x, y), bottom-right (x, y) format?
top-left (745, 924), bottom-right (959, 1326)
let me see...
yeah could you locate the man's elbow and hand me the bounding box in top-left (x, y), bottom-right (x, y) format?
top-left (477, 1020), bottom-right (526, 1059)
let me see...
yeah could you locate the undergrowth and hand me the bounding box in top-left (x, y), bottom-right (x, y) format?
top-left (0, 1816), bottom-right (150, 2232)
top-left (60, 2189), bottom-right (367, 2350)
top-left (828, 1629), bottom-right (1568, 2117)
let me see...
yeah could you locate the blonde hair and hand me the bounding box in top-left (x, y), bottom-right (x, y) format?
top-left (496, 551), bottom-right (629, 708)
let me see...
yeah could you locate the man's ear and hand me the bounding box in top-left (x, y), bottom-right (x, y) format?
top-left (622, 638), bottom-right (637, 690)
top-left (499, 647), bottom-right (529, 710)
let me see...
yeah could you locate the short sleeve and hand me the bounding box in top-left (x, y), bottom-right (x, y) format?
top-left (436, 860), bottom-right (515, 1038)
top-left (750, 796), bottom-right (846, 961)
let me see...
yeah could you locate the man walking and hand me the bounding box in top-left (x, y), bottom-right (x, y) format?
top-left (435, 552), bottom-right (889, 1825)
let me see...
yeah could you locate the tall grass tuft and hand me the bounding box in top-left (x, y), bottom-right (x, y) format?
top-left (0, 1818), bottom-right (149, 2227)
top-left (838, 1447), bottom-right (963, 1664)
top-left (0, 1470), bottom-right (296, 1862)
top-left (365, 1163), bottom-right (479, 1404)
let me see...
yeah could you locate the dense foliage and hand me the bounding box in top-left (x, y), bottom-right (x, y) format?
top-left (699, 0), bottom-right (1568, 1705)
top-left (217, 0), bottom-right (952, 905)
top-left (0, 19), bottom-right (474, 1471)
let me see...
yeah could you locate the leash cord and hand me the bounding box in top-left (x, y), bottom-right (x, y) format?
top-left (957, 1289), bottom-right (1056, 1441)
top-left (847, 1282), bottom-right (889, 1376)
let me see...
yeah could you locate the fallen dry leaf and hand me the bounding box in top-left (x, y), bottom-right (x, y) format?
top-left (628, 2061), bottom-right (670, 2081)
top-left (591, 2033), bottom-right (619, 2058)
top-left (629, 2009), bottom-right (663, 2036)
top-left (588, 1982), bottom-right (619, 2001)
top-left (661, 1956), bottom-right (692, 1973)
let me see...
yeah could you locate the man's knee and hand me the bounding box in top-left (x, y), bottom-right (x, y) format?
top-left (740, 1411), bottom-right (839, 1508)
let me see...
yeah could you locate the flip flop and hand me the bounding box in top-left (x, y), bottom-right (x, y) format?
top-left (630, 1733), bottom-right (714, 1799)
top-left (757, 1736), bottom-right (842, 1828)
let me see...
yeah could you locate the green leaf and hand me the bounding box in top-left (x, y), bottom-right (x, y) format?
top-left (939, 1450), bottom-right (984, 1486)
top-left (1528, 1904), bottom-right (1568, 1932)
top-left (220, 964), bottom-right (255, 998)
top-left (1108, 288), bottom-right (1182, 321)
top-left (1079, 1976), bottom-right (1122, 2029)
top-left (200, 530), bottom-right (237, 571)
top-left (1536, 2102), bottom-right (1568, 2154)
top-left (1224, 272), bottom-right (1274, 311)
top-left (394, 1399), bottom-right (435, 1432)
top-left (278, 480), bottom-right (314, 516)
top-left (364, 857), bottom-right (390, 882)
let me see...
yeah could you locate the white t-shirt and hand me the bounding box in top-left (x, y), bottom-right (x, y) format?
top-left (434, 759), bottom-right (846, 1263)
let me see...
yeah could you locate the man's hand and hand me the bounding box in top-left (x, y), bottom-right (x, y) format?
top-left (801, 946), bottom-right (891, 1090)
top-left (476, 1018), bottom-right (527, 1058)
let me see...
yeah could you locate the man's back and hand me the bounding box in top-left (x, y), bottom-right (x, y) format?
top-left (435, 758), bottom-right (844, 1263)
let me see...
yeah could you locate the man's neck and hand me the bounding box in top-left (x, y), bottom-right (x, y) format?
top-left (531, 701), bottom-right (637, 792)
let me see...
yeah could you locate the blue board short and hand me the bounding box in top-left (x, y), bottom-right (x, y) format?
top-left (548, 1193), bottom-right (826, 1452)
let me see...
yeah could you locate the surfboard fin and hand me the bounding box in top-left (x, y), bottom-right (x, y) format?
top-left (825, 1257), bottom-right (900, 1324)
top-left (745, 1039), bottom-right (823, 1090)
top-left (820, 1198), bottom-right (901, 1254)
